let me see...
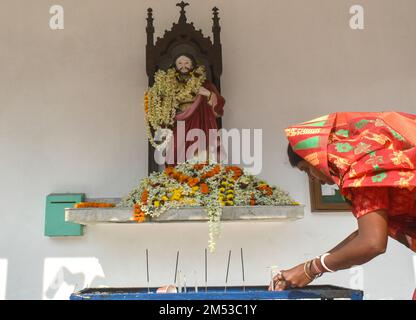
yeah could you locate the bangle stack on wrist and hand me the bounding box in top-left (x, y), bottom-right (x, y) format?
top-left (312, 258), bottom-right (323, 276)
top-left (304, 253), bottom-right (336, 281)
top-left (303, 260), bottom-right (322, 281)
top-left (303, 261), bottom-right (314, 281)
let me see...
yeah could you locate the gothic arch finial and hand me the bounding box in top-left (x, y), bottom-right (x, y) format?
top-left (176, 1), bottom-right (189, 24)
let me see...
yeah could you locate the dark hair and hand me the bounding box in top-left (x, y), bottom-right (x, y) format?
top-left (171, 53), bottom-right (198, 71)
top-left (287, 143), bottom-right (303, 167)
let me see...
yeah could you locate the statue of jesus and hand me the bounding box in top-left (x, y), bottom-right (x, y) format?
top-left (144, 53), bottom-right (225, 166)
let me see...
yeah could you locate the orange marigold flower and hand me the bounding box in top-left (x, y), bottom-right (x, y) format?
top-left (202, 166), bottom-right (221, 179)
top-left (164, 167), bottom-right (175, 176)
top-left (258, 184), bottom-right (269, 190)
top-left (193, 163), bottom-right (207, 170)
top-left (141, 190), bottom-right (149, 205)
top-left (133, 212), bottom-right (146, 223)
top-left (257, 184), bottom-right (273, 196)
top-left (233, 173), bottom-right (242, 180)
top-left (225, 166), bottom-right (243, 180)
top-left (200, 183), bottom-right (210, 194)
top-left (250, 193), bottom-right (256, 206)
top-left (188, 177), bottom-right (200, 187)
top-left (179, 175), bottom-right (190, 184)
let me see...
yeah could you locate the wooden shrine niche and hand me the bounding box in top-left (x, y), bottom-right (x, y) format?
top-left (145, 1), bottom-right (224, 174)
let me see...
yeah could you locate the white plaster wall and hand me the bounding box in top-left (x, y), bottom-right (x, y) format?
top-left (0, 0), bottom-right (415, 299)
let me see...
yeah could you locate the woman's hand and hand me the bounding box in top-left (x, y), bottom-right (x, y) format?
top-left (268, 263), bottom-right (314, 291)
top-left (198, 87), bottom-right (211, 97)
top-left (268, 272), bottom-right (286, 291)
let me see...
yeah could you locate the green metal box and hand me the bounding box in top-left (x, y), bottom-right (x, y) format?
top-left (45, 193), bottom-right (85, 237)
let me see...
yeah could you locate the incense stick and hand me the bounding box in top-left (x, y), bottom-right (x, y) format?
top-left (146, 249), bottom-right (150, 293)
top-left (193, 270), bottom-right (198, 293)
top-left (205, 248), bottom-right (208, 292)
top-left (240, 248), bottom-right (245, 292)
top-left (174, 251), bottom-right (179, 284)
top-left (225, 250), bottom-right (231, 292)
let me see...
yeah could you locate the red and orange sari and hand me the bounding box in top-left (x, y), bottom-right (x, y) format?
top-left (285, 112), bottom-right (416, 252)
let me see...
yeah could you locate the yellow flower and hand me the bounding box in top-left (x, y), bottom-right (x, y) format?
top-left (226, 200), bottom-right (234, 206)
top-left (161, 196), bottom-right (168, 201)
top-left (192, 186), bottom-right (199, 192)
top-left (219, 187), bottom-right (226, 193)
top-left (226, 194), bottom-right (234, 199)
top-left (221, 181), bottom-right (228, 187)
top-left (154, 201), bottom-right (160, 208)
top-left (170, 189), bottom-right (183, 201)
top-left (226, 190), bottom-right (234, 194)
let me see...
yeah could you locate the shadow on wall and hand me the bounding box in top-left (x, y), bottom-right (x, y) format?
top-left (42, 258), bottom-right (106, 300)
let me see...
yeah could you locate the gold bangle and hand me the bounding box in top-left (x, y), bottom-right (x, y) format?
top-left (303, 261), bottom-right (314, 281)
top-left (311, 258), bottom-right (323, 277)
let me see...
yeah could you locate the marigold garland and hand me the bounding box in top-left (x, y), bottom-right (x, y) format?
top-left (74, 202), bottom-right (115, 208)
top-left (133, 204), bottom-right (146, 223)
top-left (250, 193), bottom-right (256, 206)
top-left (144, 92), bottom-right (149, 114)
top-left (140, 190), bottom-right (149, 205)
top-left (257, 184), bottom-right (273, 196)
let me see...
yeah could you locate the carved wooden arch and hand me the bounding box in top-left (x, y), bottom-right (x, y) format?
top-left (146, 1), bottom-right (224, 174)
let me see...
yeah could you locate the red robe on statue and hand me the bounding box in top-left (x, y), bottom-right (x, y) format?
top-left (166, 80), bottom-right (225, 166)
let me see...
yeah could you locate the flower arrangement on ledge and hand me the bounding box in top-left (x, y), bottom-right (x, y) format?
top-left (118, 161), bottom-right (299, 252)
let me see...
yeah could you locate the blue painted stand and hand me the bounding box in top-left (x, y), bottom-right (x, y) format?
top-left (70, 285), bottom-right (363, 300)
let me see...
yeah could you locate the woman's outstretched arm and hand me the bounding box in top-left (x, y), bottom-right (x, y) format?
top-left (271, 210), bottom-right (388, 290)
top-left (318, 210), bottom-right (388, 271)
top-left (327, 230), bottom-right (359, 254)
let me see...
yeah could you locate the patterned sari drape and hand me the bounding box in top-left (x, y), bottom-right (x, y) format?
top-left (285, 111), bottom-right (416, 252)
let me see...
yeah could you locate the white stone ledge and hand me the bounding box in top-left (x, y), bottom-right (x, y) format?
top-left (65, 201), bottom-right (304, 225)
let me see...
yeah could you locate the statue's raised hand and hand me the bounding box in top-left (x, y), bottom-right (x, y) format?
top-left (198, 87), bottom-right (211, 97)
